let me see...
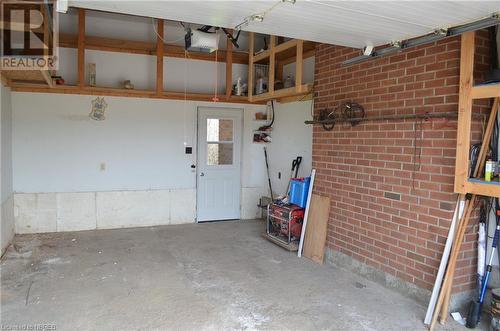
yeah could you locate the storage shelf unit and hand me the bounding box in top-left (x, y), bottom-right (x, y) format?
top-left (248, 33), bottom-right (314, 103)
top-left (2, 8), bottom-right (315, 105)
top-left (454, 31), bottom-right (500, 197)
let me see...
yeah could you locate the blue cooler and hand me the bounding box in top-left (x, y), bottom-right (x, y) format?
top-left (289, 177), bottom-right (311, 208)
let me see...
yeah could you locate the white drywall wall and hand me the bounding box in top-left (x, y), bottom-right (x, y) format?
top-left (1, 84), bottom-right (14, 254)
top-left (265, 100), bottom-right (313, 196)
top-left (57, 48), bottom-right (249, 93)
top-left (12, 92), bottom-right (269, 193)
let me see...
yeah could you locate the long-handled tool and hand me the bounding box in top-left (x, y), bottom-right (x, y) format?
top-left (466, 203), bottom-right (500, 328)
top-left (429, 98), bottom-right (499, 330)
top-left (285, 156), bottom-right (302, 196)
top-left (263, 147), bottom-right (274, 201)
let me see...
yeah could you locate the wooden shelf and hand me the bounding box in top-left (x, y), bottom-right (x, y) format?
top-left (471, 83), bottom-right (500, 99)
top-left (466, 179), bottom-right (500, 197)
top-left (9, 83), bottom-right (258, 104)
top-left (251, 84), bottom-right (312, 102)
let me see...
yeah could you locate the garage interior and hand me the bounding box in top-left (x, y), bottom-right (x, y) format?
top-left (1, 1), bottom-right (500, 330)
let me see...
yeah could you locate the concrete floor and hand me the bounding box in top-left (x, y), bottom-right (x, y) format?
top-left (1, 219), bottom-right (473, 330)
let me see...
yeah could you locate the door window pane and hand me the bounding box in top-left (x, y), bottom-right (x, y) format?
top-left (207, 143), bottom-right (233, 165)
top-left (207, 119), bottom-right (233, 142)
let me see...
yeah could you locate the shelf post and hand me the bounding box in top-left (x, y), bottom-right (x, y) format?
top-left (454, 31), bottom-right (475, 193)
top-left (296, 40), bottom-right (303, 93)
top-left (156, 19), bottom-right (164, 96)
top-left (248, 32), bottom-right (254, 102)
top-left (269, 35), bottom-right (276, 96)
top-left (225, 29), bottom-right (233, 100)
top-left (77, 8), bottom-right (85, 88)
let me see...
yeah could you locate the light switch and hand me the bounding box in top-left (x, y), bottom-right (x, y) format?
top-left (100, 163), bottom-right (106, 171)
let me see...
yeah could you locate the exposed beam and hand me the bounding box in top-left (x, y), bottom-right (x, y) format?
top-left (156, 19), bottom-right (164, 96)
top-left (77, 9), bottom-right (85, 88)
top-left (225, 29), bottom-right (233, 99)
top-left (58, 33), bottom-right (249, 65)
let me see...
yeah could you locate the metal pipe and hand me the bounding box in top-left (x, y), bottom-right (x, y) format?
top-left (304, 111), bottom-right (485, 125)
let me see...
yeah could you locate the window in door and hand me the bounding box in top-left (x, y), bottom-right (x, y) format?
top-left (206, 118), bottom-right (234, 166)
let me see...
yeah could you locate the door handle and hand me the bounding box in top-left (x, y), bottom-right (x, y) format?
top-left (200, 172), bottom-right (205, 177)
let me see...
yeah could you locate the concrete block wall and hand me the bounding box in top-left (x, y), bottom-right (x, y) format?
top-left (14, 189), bottom-right (195, 233)
top-left (312, 30), bottom-right (492, 296)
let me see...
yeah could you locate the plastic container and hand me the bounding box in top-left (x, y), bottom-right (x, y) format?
top-left (289, 177), bottom-right (311, 208)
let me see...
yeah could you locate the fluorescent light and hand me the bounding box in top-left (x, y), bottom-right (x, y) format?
top-left (342, 14), bottom-right (500, 66)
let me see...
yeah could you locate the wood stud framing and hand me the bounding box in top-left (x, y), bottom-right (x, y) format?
top-left (268, 36), bottom-right (276, 95)
top-left (248, 34), bottom-right (312, 102)
top-left (454, 31), bottom-right (500, 198)
top-left (295, 40), bottom-right (303, 92)
top-left (58, 33), bottom-right (249, 64)
top-left (156, 19), bottom-right (164, 96)
top-left (6, 8), bottom-right (314, 104)
top-left (248, 32), bottom-right (255, 101)
top-left (225, 29), bottom-right (233, 99)
top-left (77, 8), bottom-right (85, 88)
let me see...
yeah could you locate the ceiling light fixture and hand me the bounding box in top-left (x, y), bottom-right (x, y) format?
top-left (282, 0), bottom-right (297, 3)
top-left (250, 14), bottom-right (265, 22)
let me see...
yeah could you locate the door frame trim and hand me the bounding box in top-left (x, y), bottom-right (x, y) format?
top-left (195, 106), bottom-right (244, 223)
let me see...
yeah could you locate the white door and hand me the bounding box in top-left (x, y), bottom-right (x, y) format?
top-left (197, 107), bottom-right (242, 222)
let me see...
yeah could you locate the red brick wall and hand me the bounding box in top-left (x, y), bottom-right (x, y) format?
top-left (313, 31), bottom-right (492, 293)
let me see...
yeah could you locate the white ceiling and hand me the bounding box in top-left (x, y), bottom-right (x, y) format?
top-left (68, 0), bottom-right (500, 49)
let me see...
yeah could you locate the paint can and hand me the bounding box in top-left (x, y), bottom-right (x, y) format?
top-left (485, 160), bottom-right (496, 182)
top-left (491, 288), bottom-right (500, 331)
